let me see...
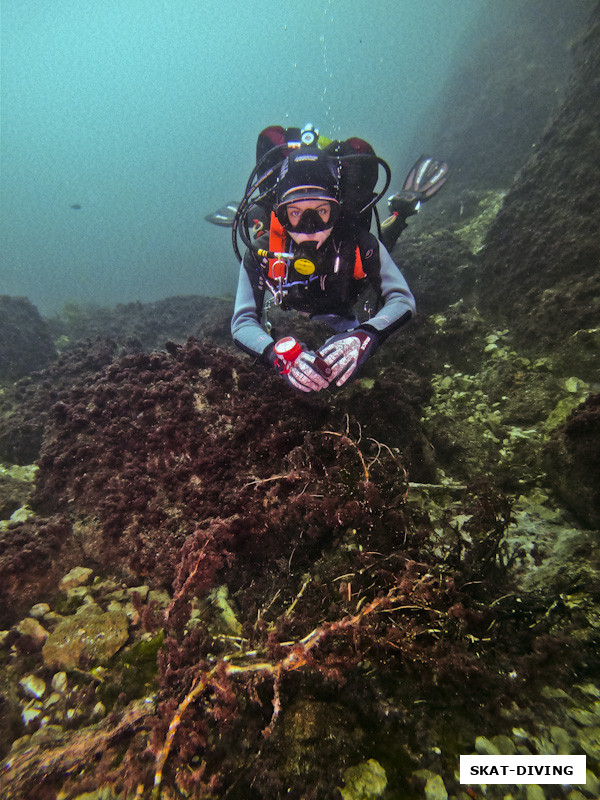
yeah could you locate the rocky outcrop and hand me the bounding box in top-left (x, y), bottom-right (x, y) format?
top-left (544, 393), bottom-right (600, 529)
top-left (0, 296), bottom-right (56, 382)
top-left (476, 6), bottom-right (600, 355)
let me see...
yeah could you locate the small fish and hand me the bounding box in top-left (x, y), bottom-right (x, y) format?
top-left (70, 203), bottom-right (82, 210)
top-left (204, 201), bottom-right (239, 227)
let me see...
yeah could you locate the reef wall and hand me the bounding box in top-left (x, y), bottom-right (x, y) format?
top-left (412, 0), bottom-right (594, 192)
top-left (476, 4), bottom-right (600, 354)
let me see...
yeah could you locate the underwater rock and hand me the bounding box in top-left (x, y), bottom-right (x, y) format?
top-left (15, 617), bottom-right (49, 651)
top-left (59, 566), bottom-right (94, 592)
top-left (414, 0), bottom-right (591, 194)
top-left (0, 296), bottom-right (56, 382)
top-left (340, 758), bottom-right (387, 800)
top-left (47, 294), bottom-right (233, 355)
top-left (391, 230), bottom-right (475, 314)
top-left (477, 3), bottom-right (600, 352)
top-left (0, 515), bottom-right (78, 628)
top-left (0, 473), bottom-right (31, 520)
top-left (18, 674), bottom-right (46, 700)
top-left (544, 393), bottom-right (600, 528)
top-left (0, 338), bottom-right (120, 465)
top-left (42, 606), bottom-right (129, 670)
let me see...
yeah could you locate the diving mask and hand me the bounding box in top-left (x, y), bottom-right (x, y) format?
top-left (276, 200), bottom-right (340, 233)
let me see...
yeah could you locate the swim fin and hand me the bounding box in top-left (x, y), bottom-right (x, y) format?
top-left (379, 156), bottom-right (449, 252)
top-left (204, 201), bottom-right (240, 227)
top-left (387, 155), bottom-right (448, 216)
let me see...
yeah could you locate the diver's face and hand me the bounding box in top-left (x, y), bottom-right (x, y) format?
top-left (286, 199), bottom-right (332, 228)
top-left (285, 200), bottom-right (334, 248)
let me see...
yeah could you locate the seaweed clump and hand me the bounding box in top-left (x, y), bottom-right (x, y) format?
top-left (0, 339), bottom-right (589, 799)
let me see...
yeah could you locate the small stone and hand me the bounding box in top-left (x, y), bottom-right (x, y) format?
top-left (576, 683), bottom-right (600, 700)
top-left (127, 585), bottom-right (149, 602)
top-left (19, 674), bottom-right (46, 699)
top-left (91, 701), bottom-right (106, 720)
top-left (43, 692), bottom-right (61, 708)
top-left (16, 617), bottom-right (49, 648)
top-left (51, 671), bottom-right (68, 693)
top-left (0, 630), bottom-right (10, 647)
top-left (22, 704), bottom-right (42, 726)
top-left (540, 686), bottom-right (571, 701)
top-left (67, 586), bottom-right (94, 605)
top-left (10, 505), bottom-right (34, 523)
top-left (490, 734), bottom-right (516, 755)
top-left (537, 735), bottom-right (558, 755)
top-left (424, 774), bottom-right (448, 800)
top-left (42, 607), bottom-right (129, 670)
top-left (549, 726), bottom-right (573, 755)
top-left (526, 785), bottom-right (545, 800)
top-left (29, 603), bottom-right (50, 619)
top-left (578, 727), bottom-right (600, 760)
top-left (122, 602), bottom-right (140, 626)
top-left (584, 769), bottom-right (600, 796)
top-left (340, 759), bottom-right (387, 800)
top-left (475, 735), bottom-right (500, 755)
top-left (59, 566), bottom-right (94, 592)
top-left (106, 589), bottom-right (127, 602)
top-left (147, 589), bottom-right (171, 607)
top-left (566, 707), bottom-right (596, 727)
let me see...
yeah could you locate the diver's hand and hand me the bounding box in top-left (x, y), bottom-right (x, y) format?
top-left (318, 329), bottom-right (378, 387)
top-left (281, 350), bottom-right (331, 393)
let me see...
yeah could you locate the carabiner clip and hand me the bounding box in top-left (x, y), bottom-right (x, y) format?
top-left (266, 277), bottom-right (284, 306)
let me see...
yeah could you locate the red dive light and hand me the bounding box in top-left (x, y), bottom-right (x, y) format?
top-left (273, 336), bottom-right (332, 379)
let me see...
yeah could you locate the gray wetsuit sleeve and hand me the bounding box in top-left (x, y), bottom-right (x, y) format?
top-left (363, 242), bottom-right (416, 340)
top-left (230, 262), bottom-right (275, 360)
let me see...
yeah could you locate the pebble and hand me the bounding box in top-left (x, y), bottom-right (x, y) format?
top-left (585, 769), bottom-right (600, 796)
top-left (22, 705), bottom-right (42, 726)
top-left (490, 734), bottom-right (516, 755)
top-left (16, 617), bottom-right (49, 648)
top-left (578, 727), bottom-right (600, 760)
top-left (127, 584), bottom-right (149, 601)
top-left (424, 774), bottom-right (448, 800)
top-left (475, 735), bottom-right (500, 755)
top-left (29, 602), bottom-right (50, 619)
top-left (526, 785), bottom-right (545, 800)
top-left (576, 683), bottom-right (600, 700)
top-left (51, 671), bottom-right (68, 693)
top-left (59, 566), bottom-right (94, 592)
top-left (91, 701), bottom-right (106, 720)
top-left (42, 606), bottom-right (129, 670)
top-left (549, 725), bottom-right (573, 754)
top-left (19, 674), bottom-right (46, 699)
top-left (566, 707), bottom-right (596, 727)
top-left (147, 589), bottom-right (171, 607)
top-left (43, 692), bottom-right (61, 708)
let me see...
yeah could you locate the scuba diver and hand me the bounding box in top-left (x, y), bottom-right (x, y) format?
top-left (206, 124), bottom-right (448, 392)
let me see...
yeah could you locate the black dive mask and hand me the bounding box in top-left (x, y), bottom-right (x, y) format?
top-left (276, 202), bottom-right (340, 233)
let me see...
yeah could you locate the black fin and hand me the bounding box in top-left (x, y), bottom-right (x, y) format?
top-left (204, 201), bottom-right (240, 227)
top-left (402, 155), bottom-right (448, 199)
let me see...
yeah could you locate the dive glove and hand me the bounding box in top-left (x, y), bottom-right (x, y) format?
top-left (318, 328), bottom-right (379, 387)
top-left (270, 338), bottom-right (331, 393)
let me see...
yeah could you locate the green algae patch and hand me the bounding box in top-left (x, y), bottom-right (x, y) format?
top-left (42, 606), bottom-right (129, 670)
